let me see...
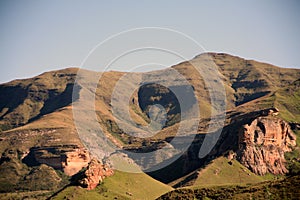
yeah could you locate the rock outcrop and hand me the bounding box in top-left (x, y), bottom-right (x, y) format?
top-left (238, 116), bottom-right (296, 175)
top-left (79, 158), bottom-right (114, 190)
top-left (23, 145), bottom-right (90, 176)
top-left (62, 148), bottom-right (90, 176)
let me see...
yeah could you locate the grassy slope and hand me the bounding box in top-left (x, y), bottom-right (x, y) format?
top-left (231, 79), bottom-right (300, 123)
top-left (52, 171), bottom-right (173, 200)
top-left (274, 80), bottom-right (300, 122)
top-left (0, 68), bottom-right (79, 129)
top-left (192, 157), bottom-right (266, 187)
top-left (169, 157), bottom-right (273, 188)
top-left (157, 175), bottom-right (300, 200)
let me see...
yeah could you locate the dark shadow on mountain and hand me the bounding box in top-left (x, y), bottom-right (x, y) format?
top-left (235, 91), bottom-right (270, 106)
top-left (138, 83), bottom-right (197, 127)
top-left (0, 85), bottom-right (28, 119)
top-left (29, 83), bottom-right (81, 122)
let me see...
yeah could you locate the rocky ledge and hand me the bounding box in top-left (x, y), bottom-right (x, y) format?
top-left (238, 116), bottom-right (296, 175)
top-left (23, 145), bottom-right (90, 176)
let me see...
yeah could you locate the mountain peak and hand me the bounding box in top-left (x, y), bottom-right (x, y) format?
top-left (0, 53), bottom-right (299, 199)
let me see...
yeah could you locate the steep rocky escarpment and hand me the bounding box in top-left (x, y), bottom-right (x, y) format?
top-left (78, 158), bottom-right (114, 190)
top-left (237, 116), bottom-right (296, 175)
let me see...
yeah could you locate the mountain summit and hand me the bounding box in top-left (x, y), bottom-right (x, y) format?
top-left (0, 53), bottom-right (299, 199)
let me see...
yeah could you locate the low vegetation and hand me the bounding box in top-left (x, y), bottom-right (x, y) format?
top-left (157, 175), bottom-right (300, 200)
top-left (51, 170), bottom-right (173, 200)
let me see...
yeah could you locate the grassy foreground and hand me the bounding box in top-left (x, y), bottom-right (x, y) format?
top-left (51, 170), bottom-right (173, 200)
top-left (157, 175), bottom-right (300, 200)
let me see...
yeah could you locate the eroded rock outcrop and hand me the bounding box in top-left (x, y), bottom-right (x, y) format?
top-left (62, 148), bottom-right (90, 176)
top-left (238, 116), bottom-right (296, 175)
top-left (23, 145), bottom-right (90, 176)
top-left (79, 158), bottom-right (114, 190)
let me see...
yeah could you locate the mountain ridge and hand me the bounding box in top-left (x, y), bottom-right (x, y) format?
top-left (0, 52), bottom-right (299, 199)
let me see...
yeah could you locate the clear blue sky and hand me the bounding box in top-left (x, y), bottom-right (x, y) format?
top-left (1, 0), bottom-right (300, 83)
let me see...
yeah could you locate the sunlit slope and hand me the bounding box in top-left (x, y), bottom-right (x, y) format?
top-left (169, 157), bottom-right (266, 188)
top-left (52, 170), bottom-right (173, 200)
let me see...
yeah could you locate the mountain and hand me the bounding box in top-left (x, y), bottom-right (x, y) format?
top-left (0, 53), bottom-right (299, 199)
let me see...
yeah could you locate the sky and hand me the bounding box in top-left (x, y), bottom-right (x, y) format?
top-left (0, 0), bottom-right (300, 83)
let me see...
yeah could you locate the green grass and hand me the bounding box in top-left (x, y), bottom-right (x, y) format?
top-left (52, 170), bottom-right (173, 200)
top-left (169, 156), bottom-right (275, 190)
top-left (191, 157), bottom-right (265, 187)
top-left (276, 94), bottom-right (300, 123)
top-left (158, 175), bottom-right (300, 200)
top-left (274, 80), bottom-right (300, 122)
top-left (234, 79), bottom-right (300, 124)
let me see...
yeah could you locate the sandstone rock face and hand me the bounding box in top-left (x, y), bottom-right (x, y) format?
top-left (79, 158), bottom-right (114, 190)
top-left (62, 148), bottom-right (90, 176)
top-left (25, 145), bottom-right (90, 176)
top-left (238, 116), bottom-right (296, 175)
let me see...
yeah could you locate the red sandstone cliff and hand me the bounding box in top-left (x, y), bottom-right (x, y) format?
top-left (238, 116), bottom-right (296, 175)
